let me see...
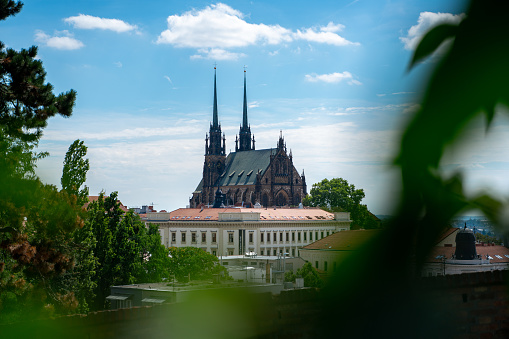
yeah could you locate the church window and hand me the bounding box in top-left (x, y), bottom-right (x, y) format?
top-left (265, 178), bottom-right (268, 184)
top-left (295, 179), bottom-right (298, 184)
top-left (181, 232), bottom-right (186, 243)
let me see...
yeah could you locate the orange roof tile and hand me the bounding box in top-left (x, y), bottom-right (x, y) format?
top-left (167, 207), bottom-right (335, 221)
top-left (302, 230), bottom-right (380, 251)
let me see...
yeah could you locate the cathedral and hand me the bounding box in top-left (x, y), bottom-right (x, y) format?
top-left (190, 68), bottom-right (307, 208)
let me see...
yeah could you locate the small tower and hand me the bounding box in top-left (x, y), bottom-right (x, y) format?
top-left (236, 68), bottom-right (254, 152)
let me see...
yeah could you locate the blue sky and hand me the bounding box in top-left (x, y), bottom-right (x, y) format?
top-left (4, 0), bottom-right (506, 215)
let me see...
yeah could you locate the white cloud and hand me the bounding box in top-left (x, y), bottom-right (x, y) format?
top-left (190, 48), bottom-right (246, 60)
top-left (320, 21), bottom-right (344, 33)
top-left (64, 14), bottom-right (139, 33)
top-left (164, 75), bottom-right (173, 83)
top-left (305, 71), bottom-right (361, 85)
top-left (35, 30), bottom-right (84, 50)
top-left (157, 3), bottom-right (357, 50)
top-left (400, 11), bottom-right (465, 50)
top-left (114, 61), bottom-right (122, 68)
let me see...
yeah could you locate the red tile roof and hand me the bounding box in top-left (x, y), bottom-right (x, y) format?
top-left (85, 196), bottom-right (129, 213)
top-left (167, 207), bottom-right (336, 221)
top-left (301, 230), bottom-right (380, 251)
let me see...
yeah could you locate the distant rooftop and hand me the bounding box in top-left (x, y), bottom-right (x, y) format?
top-left (161, 207), bottom-right (343, 222)
top-left (302, 229), bottom-right (380, 251)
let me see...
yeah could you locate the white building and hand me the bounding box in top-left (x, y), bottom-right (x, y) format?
top-left (143, 208), bottom-right (351, 258)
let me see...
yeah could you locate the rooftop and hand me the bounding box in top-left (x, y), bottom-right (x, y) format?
top-left (163, 207), bottom-right (341, 222)
top-left (427, 244), bottom-right (509, 263)
top-left (301, 229), bottom-right (380, 251)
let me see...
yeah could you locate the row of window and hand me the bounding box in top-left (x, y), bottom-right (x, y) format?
top-left (169, 230), bottom-right (332, 244)
top-left (171, 231), bottom-right (218, 243)
top-left (260, 230), bottom-right (330, 243)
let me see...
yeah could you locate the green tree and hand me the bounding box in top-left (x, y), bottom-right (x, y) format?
top-left (303, 178), bottom-right (376, 229)
top-left (140, 224), bottom-right (171, 283)
top-left (168, 247), bottom-right (226, 281)
top-left (0, 0), bottom-right (82, 322)
top-left (61, 139), bottom-right (89, 207)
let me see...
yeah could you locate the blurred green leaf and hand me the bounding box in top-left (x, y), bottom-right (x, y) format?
top-left (409, 23), bottom-right (459, 70)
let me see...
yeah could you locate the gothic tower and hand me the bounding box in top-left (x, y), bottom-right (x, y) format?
top-left (202, 67), bottom-right (226, 204)
top-left (236, 69), bottom-right (255, 152)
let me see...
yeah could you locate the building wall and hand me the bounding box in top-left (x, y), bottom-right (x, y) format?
top-left (155, 220), bottom-right (350, 257)
top-left (298, 249), bottom-right (353, 274)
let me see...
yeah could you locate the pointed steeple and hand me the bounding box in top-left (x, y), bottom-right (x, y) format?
top-left (237, 67), bottom-right (254, 152)
top-left (212, 66), bottom-right (219, 130)
top-left (207, 66), bottom-right (224, 155)
top-left (242, 68), bottom-right (248, 128)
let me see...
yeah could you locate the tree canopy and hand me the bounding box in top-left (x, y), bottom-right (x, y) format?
top-left (167, 247), bottom-right (226, 282)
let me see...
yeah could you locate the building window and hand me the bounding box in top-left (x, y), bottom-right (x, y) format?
top-left (212, 232), bottom-right (217, 243)
top-left (228, 250), bottom-right (234, 255)
top-left (315, 261), bottom-right (319, 269)
top-left (191, 233), bottom-right (196, 243)
top-left (321, 231), bottom-right (324, 239)
top-left (309, 232), bottom-right (312, 241)
top-left (212, 250), bottom-right (217, 256)
top-left (286, 233), bottom-right (289, 242)
top-left (324, 261), bottom-right (328, 272)
top-left (261, 233), bottom-right (264, 242)
top-left (326, 231), bottom-right (329, 237)
top-left (291, 232), bottom-right (295, 242)
top-left (292, 248), bottom-right (295, 256)
top-left (249, 233), bottom-right (253, 243)
top-left (274, 232), bottom-right (277, 242)
top-left (201, 232), bottom-right (206, 243)
top-left (228, 232), bottom-right (234, 243)
top-left (261, 250), bottom-right (264, 256)
top-left (315, 231), bottom-right (318, 240)
top-left (267, 233), bottom-right (270, 242)
top-left (171, 232), bottom-right (176, 242)
top-left (280, 233), bottom-right (283, 242)
top-left (303, 232), bottom-right (306, 241)
top-left (273, 249), bottom-right (277, 256)
top-left (181, 232), bottom-right (186, 242)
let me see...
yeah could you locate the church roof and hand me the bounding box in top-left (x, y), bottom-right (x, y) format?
top-left (216, 148), bottom-right (275, 187)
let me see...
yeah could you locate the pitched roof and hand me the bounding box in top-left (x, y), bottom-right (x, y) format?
top-left (301, 230), bottom-right (380, 251)
top-left (166, 207), bottom-right (335, 222)
top-left (85, 195), bottom-right (129, 212)
top-left (216, 148), bottom-right (275, 187)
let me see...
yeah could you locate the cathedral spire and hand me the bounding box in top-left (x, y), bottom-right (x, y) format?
top-left (242, 68), bottom-right (248, 128)
top-left (237, 67), bottom-right (254, 152)
top-left (212, 65), bottom-right (219, 129)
